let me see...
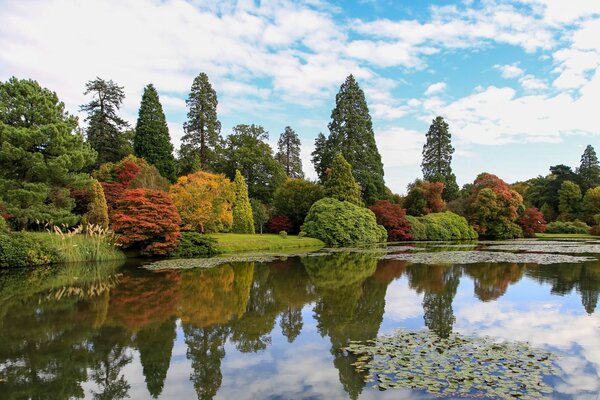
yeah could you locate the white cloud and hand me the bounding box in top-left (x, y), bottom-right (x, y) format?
top-left (519, 74), bottom-right (548, 91)
top-left (495, 63), bottom-right (524, 79)
top-left (424, 82), bottom-right (447, 96)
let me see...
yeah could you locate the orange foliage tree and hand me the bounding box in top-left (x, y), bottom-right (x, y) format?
top-left (112, 188), bottom-right (181, 255)
top-left (404, 180), bottom-right (445, 216)
top-left (518, 207), bottom-right (547, 238)
top-left (170, 170), bottom-right (234, 233)
top-left (368, 200), bottom-right (413, 241)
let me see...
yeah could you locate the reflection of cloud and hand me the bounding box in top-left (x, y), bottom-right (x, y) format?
top-left (455, 301), bottom-right (600, 396)
top-left (384, 281), bottom-right (423, 321)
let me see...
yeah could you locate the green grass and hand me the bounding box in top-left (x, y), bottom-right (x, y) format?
top-left (208, 233), bottom-right (324, 253)
top-left (25, 231), bottom-right (125, 263)
top-left (535, 233), bottom-right (600, 239)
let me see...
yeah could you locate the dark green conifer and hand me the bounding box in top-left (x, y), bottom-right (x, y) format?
top-left (133, 84), bottom-right (176, 182)
top-left (275, 126), bottom-right (304, 178)
top-left (421, 116), bottom-right (459, 201)
top-left (577, 145), bottom-right (600, 193)
top-left (325, 154), bottom-right (362, 206)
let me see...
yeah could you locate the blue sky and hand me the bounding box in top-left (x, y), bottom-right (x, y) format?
top-left (1, 0), bottom-right (600, 193)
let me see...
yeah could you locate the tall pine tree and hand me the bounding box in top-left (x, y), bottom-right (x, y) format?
top-left (324, 154), bottom-right (362, 206)
top-left (81, 77), bottom-right (131, 165)
top-left (232, 169), bottom-right (255, 233)
top-left (275, 126), bottom-right (304, 178)
top-left (134, 84), bottom-right (176, 182)
top-left (421, 116), bottom-right (459, 201)
top-left (577, 145), bottom-right (600, 193)
top-left (179, 72), bottom-right (221, 174)
top-left (312, 75), bottom-right (385, 205)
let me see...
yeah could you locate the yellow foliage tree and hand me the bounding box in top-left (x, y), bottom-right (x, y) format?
top-left (170, 170), bottom-right (234, 233)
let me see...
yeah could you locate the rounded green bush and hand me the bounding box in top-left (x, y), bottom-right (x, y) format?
top-left (279, 230), bottom-right (288, 238)
top-left (301, 197), bottom-right (387, 246)
top-left (546, 221), bottom-right (590, 234)
top-left (408, 212), bottom-right (477, 241)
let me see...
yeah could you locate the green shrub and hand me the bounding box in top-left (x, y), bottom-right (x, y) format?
top-left (407, 212), bottom-right (477, 241)
top-left (298, 231), bottom-right (306, 238)
top-left (171, 232), bottom-right (220, 258)
top-left (279, 230), bottom-right (287, 238)
top-left (546, 220), bottom-right (590, 234)
top-left (0, 216), bottom-right (8, 233)
top-left (301, 197), bottom-right (387, 246)
top-left (0, 232), bottom-right (58, 268)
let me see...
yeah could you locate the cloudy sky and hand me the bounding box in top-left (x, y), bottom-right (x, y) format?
top-left (1, 0), bottom-right (599, 193)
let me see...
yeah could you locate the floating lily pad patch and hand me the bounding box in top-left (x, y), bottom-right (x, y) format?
top-left (384, 251), bottom-right (594, 265)
top-left (344, 330), bottom-right (559, 399)
top-left (486, 243), bottom-right (600, 254)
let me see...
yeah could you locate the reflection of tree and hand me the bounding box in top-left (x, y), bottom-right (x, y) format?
top-left (135, 317), bottom-right (177, 398)
top-left (372, 258), bottom-right (408, 283)
top-left (526, 262), bottom-right (600, 315)
top-left (464, 263), bottom-right (524, 301)
top-left (89, 326), bottom-right (132, 400)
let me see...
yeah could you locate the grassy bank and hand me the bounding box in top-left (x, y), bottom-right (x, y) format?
top-left (535, 233), bottom-right (600, 239)
top-left (208, 233), bottom-right (324, 253)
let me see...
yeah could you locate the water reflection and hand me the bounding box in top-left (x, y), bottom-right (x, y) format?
top-left (0, 251), bottom-right (599, 399)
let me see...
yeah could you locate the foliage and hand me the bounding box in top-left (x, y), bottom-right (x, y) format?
top-left (312, 75), bottom-right (385, 204)
top-left (273, 179), bottom-right (325, 232)
top-left (368, 200), bottom-right (413, 241)
top-left (231, 170), bottom-right (255, 234)
top-left (179, 73), bottom-right (222, 174)
top-left (134, 84), bottom-right (176, 182)
top-left (171, 231), bottom-right (220, 258)
top-left (406, 212), bottom-right (478, 241)
top-left (582, 186), bottom-right (600, 224)
top-left (112, 189), bottom-right (181, 255)
top-left (324, 154), bottom-right (362, 206)
top-left (404, 179), bottom-right (445, 216)
top-left (81, 77), bottom-right (131, 164)
top-left (84, 179), bottom-right (109, 230)
top-left (301, 197), bottom-right (387, 246)
top-left (279, 231), bottom-right (287, 238)
top-left (207, 233), bottom-right (323, 253)
top-left (268, 215), bottom-right (293, 233)
top-left (545, 220), bottom-right (590, 234)
top-left (217, 124), bottom-right (286, 203)
top-left (0, 77), bottom-right (97, 229)
top-left (250, 199), bottom-right (269, 234)
top-left (467, 173), bottom-right (524, 239)
top-left (275, 126), bottom-right (304, 178)
top-left (0, 232), bottom-right (57, 267)
top-left (170, 170), bottom-right (234, 233)
top-left (0, 216), bottom-right (7, 233)
top-left (577, 145), bottom-right (600, 193)
top-left (421, 116), bottom-right (459, 201)
top-left (558, 180), bottom-right (582, 221)
top-left (518, 207), bottom-right (547, 238)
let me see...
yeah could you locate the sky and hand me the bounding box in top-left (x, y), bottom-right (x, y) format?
top-left (1, 0), bottom-right (600, 194)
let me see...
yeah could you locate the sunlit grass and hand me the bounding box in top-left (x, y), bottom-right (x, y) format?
top-left (536, 233), bottom-right (599, 239)
top-left (208, 233), bottom-right (324, 253)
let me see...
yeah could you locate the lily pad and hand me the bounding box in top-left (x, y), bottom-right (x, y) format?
top-left (383, 251), bottom-right (594, 265)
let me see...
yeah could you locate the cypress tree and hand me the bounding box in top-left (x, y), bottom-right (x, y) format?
top-left (313, 75), bottom-right (385, 205)
top-left (134, 84), bottom-right (176, 182)
top-left (275, 126), bottom-right (304, 178)
top-left (325, 154), bottom-right (362, 206)
top-left (232, 170), bottom-right (255, 233)
top-left (85, 179), bottom-right (109, 230)
top-left (179, 73), bottom-right (221, 174)
top-left (577, 145), bottom-right (600, 193)
top-left (81, 77), bottom-right (131, 165)
top-left (421, 116), bottom-right (459, 201)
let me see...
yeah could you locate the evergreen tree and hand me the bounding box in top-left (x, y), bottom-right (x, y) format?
top-left (84, 179), bottom-right (109, 230)
top-left (421, 116), bottom-right (459, 201)
top-left (232, 170), bottom-right (255, 233)
top-left (133, 84), bottom-right (176, 182)
top-left (81, 77), bottom-right (131, 165)
top-left (179, 73), bottom-right (221, 174)
top-left (324, 154), bottom-right (362, 206)
top-left (275, 126), bottom-right (304, 178)
top-left (577, 145), bottom-right (600, 193)
top-left (313, 75), bottom-right (385, 205)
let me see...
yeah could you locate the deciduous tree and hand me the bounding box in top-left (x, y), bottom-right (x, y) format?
top-left (273, 179), bottom-right (325, 232)
top-left (558, 180), bottom-right (582, 221)
top-left (518, 208), bottom-right (546, 238)
top-left (368, 200), bottom-right (413, 241)
top-left (403, 180), bottom-right (445, 216)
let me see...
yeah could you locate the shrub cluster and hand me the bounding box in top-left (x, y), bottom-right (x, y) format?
top-left (171, 232), bottom-right (220, 258)
top-left (406, 212), bottom-right (478, 241)
top-left (545, 220), bottom-right (590, 234)
top-left (368, 200), bottom-right (413, 241)
top-left (301, 197), bottom-right (387, 246)
top-left (0, 232), bottom-right (57, 268)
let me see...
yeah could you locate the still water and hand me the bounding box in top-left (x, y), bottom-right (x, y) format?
top-left (0, 242), bottom-right (599, 399)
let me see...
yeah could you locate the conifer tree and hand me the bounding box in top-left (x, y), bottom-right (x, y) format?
top-left (324, 154), bottom-right (362, 206)
top-left (312, 75), bottom-right (385, 205)
top-left (232, 170), bottom-right (255, 233)
top-left (179, 73), bottom-right (221, 174)
top-left (134, 84), bottom-right (176, 182)
top-left (577, 145), bottom-right (600, 193)
top-left (85, 179), bottom-right (109, 230)
top-left (81, 77), bottom-right (131, 164)
top-left (275, 126), bottom-right (304, 178)
top-left (421, 116), bottom-right (459, 201)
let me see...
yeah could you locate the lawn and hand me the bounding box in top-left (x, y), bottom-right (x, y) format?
top-left (535, 233), bottom-right (600, 239)
top-left (208, 233), bottom-right (324, 253)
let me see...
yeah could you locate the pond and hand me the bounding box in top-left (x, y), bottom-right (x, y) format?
top-left (0, 240), bottom-right (599, 399)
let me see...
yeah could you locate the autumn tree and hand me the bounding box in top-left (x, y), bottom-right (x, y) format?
top-left (368, 200), bottom-right (413, 241)
top-left (558, 180), bottom-right (582, 221)
top-left (403, 180), bottom-right (445, 216)
top-left (0, 77), bottom-right (96, 229)
top-left (312, 75), bottom-right (385, 204)
top-left (273, 179), bottom-right (325, 232)
top-left (518, 208), bottom-right (546, 238)
top-left (170, 171), bottom-right (234, 233)
top-left (421, 116), bottom-right (459, 201)
top-left (467, 173), bottom-right (524, 238)
top-left (179, 73), bottom-right (221, 174)
top-left (275, 126), bottom-right (304, 178)
top-left (134, 84), bottom-right (176, 182)
top-left (324, 154), bottom-right (362, 206)
top-left (232, 170), bottom-right (254, 233)
top-left (81, 77), bottom-right (131, 165)
top-left (577, 145), bottom-right (600, 193)
top-left (112, 188), bottom-right (181, 255)
top-left (267, 215), bottom-right (293, 233)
